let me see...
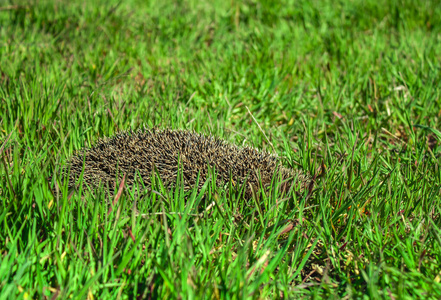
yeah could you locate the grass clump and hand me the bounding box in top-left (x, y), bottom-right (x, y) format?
top-left (1, 0), bottom-right (441, 298)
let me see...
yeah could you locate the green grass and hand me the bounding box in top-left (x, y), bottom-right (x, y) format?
top-left (1, 0), bottom-right (441, 298)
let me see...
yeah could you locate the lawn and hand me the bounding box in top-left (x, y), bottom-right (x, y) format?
top-left (1, 0), bottom-right (441, 298)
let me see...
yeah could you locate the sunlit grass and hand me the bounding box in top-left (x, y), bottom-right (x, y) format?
top-left (1, 0), bottom-right (441, 298)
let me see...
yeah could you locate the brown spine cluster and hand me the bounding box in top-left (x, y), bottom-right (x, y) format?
top-left (57, 129), bottom-right (308, 198)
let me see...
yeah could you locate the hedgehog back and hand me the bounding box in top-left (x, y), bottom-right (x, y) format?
top-left (62, 129), bottom-right (300, 196)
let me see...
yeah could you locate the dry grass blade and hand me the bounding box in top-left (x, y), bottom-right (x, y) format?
top-left (246, 106), bottom-right (276, 153)
top-left (108, 174), bottom-right (126, 214)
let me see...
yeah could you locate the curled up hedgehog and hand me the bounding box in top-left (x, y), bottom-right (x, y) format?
top-left (53, 128), bottom-right (310, 199)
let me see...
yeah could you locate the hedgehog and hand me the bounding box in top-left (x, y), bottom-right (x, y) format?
top-left (53, 128), bottom-right (309, 199)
